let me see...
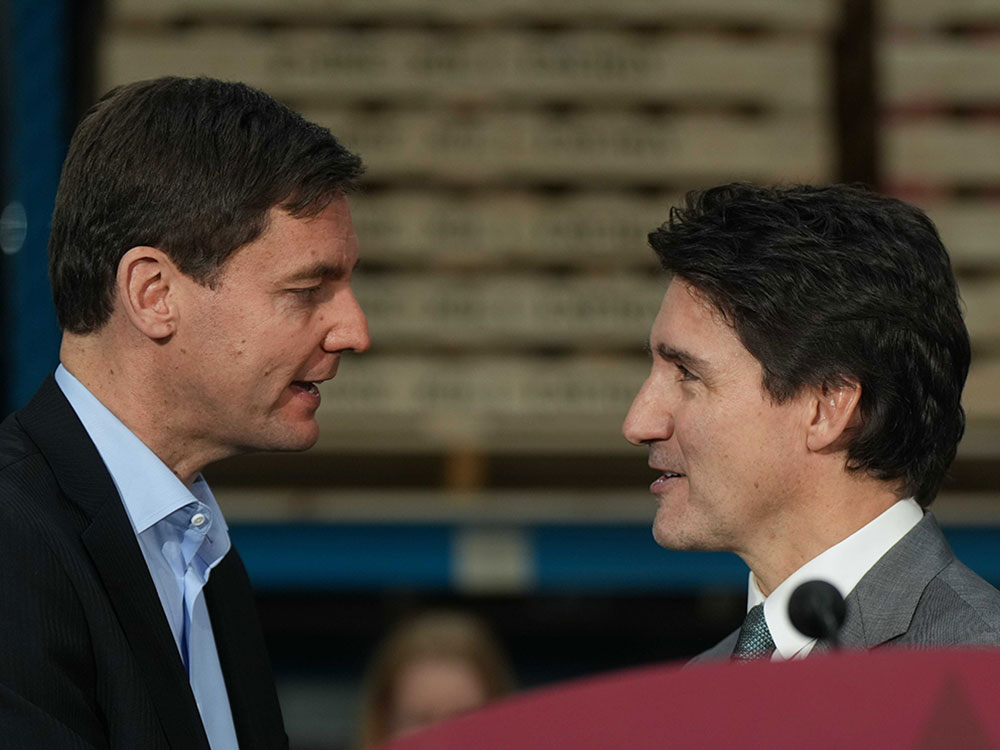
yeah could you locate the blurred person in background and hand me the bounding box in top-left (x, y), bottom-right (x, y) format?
top-left (623, 183), bottom-right (1000, 663)
top-left (0, 77), bottom-right (369, 749)
top-left (358, 610), bottom-right (516, 747)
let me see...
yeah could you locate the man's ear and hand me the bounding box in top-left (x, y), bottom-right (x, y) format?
top-left (116, 246), bottom-right (179, 340)
top-left (806, 381), bottom-right (862, 454)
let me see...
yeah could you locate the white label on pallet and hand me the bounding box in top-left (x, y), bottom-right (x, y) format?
top-left (885, 39), bottom-right (1000, 105)
top-left (318, 355), bottom-right (649, 415)
top-left (350, 192), bottom-right (680, 266)
top-left (885, 121), bottom-right (1000, 182)
top-left (452, 527), bottom-right (533, 593)
top-left (306, 110), bottom-right (830, 183)
top-left (352, 274), bottom-right (664, 347)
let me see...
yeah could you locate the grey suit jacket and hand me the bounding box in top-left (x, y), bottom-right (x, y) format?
top-left (693, 513), bottom-right (1000, 663)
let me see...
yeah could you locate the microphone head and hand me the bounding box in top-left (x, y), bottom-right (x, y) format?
top-left (788, 580), bottom-right (847, 640)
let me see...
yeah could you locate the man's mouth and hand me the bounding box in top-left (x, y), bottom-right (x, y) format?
top-left (650, 469), bottom-right (686, 494)
top-left (290, 381), bottom-right (321, 398)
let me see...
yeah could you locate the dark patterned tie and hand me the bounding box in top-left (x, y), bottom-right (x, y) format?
top-left (732, 603), bottom-right (776, 661)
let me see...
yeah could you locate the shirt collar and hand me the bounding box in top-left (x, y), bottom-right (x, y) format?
top-left (748, 498), bottom-right (924, 660)
top-left (54, 364), bottom-right (219, 534)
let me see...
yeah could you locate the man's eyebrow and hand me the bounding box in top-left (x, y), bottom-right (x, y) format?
top-left (283, 258), bottom-right (359, 283)
top-left (646, 341), bottom-right (712, 373)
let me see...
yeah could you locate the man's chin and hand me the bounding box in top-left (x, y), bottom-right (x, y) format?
top-left (245, 422), bottom-right (320, 454)
top-left (652, 523), bottom-right (685, 550)
top-left (652, 511), bottom-right (713, 552)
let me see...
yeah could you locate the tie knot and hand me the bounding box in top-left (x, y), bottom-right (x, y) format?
top-left (732, 603), bottom-right (775, 662)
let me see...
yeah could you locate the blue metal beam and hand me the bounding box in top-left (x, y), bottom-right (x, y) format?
top-left (230, 521), bottom-right (1000, 593)
top-left (2, 0), bottom-right (67, 413)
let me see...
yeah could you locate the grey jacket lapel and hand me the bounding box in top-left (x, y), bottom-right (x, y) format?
top-left (839, 513), bottom-right (953, 649)
top-left (687, 629), bottom-right (740, 665)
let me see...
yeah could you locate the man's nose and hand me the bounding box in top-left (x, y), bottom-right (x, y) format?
top-left (622, 378), bottom-right (673, 446)
top-left (324, 289), bottom-right (370, 353)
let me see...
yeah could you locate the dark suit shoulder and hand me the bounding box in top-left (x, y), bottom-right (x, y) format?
top-left (0, 409), bottom-right (88, 538)
top-left (0, 444), bottom-right (107, 747)
top-left (0, 409), bottom-right (42, 472)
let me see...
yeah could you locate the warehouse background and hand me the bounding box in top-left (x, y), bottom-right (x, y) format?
top-left (3, 1), bottom-right (1000, 748)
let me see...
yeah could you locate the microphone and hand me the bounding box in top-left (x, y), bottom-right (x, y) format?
top-left (788, 580), bottom-right (846, 650)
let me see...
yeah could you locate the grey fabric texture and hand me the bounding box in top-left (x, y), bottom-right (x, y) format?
top-left (691, 513), bottom-right (1000, 664)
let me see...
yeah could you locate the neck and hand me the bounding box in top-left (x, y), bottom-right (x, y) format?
top-left (741, 481), bottom-right (901, 597)
top-left (61, 333), bottom-right (232, 486)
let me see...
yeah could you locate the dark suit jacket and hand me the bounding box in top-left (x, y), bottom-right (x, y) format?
top-left (693, 512), bottom-right (1000, 663)
top-left (0, 377), bottom-right (288, 749)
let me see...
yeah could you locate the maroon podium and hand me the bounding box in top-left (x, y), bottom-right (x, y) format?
top-left (381, 649), bottom-right (1000, 749)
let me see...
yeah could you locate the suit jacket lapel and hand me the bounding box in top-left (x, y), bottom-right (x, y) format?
top-left (18, 377), bottom-right (211, 750)
top-left (688, 629), bottom-right (740, 665)
top-left (839, 513), bottom-right (954, 649)
top-left (206, 548), bottom-right (289, 750)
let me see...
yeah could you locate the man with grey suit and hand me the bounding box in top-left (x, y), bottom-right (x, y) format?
top-left (623, 183), bottom-right (1000, 661)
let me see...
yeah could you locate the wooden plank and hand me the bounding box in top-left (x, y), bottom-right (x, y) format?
top-left (353, 274), bottom-right (663, 349)
top-left (211, 488), bottom-right (707, 523)
top-left (213, 488), bottom-right (1000, 525)
top-left (884, 38), bottom-right (1000, 106)
top-left (99, 29), bottom-right (826, 108)
top-left (352, 191), bottom-right (679, 267)
top-left (960, 279), bottom-right (1000, 347)
top-left (106, 0), bottom-right (837, 30)
top-left (965, 356), bottom-right (1000, 420)
top-left (915, 200), bottom-right (1000, 267)
top-left (306, 109), bottom-right (830, 184)
top-left (313, 354), bottom-right (647, 452)
top-left (317, 354), bottom-right (647, 416)
top-left (885, 120), bottom-right (1000, 183)
top-left (884, 0), bottom-right (1000, 28)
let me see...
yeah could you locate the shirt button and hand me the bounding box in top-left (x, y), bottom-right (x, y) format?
top-left (191, 512), bottom-right (208, 528)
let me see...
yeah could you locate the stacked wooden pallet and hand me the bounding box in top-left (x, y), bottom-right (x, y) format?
top-left (97, 0), bottom-right (839, 459)
top-left (93, 0), bottom-right (1000, 599)
top-left (881, 0), bottom-right (1000, 452)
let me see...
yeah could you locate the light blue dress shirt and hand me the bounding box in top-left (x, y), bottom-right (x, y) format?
top-left (55, 365), bottom-right (240, 749)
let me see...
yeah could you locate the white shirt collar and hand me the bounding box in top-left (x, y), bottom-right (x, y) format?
top-left (748, 498), bottom-right (924, 660)
top-left (54, 363), bottom-right (223, 535)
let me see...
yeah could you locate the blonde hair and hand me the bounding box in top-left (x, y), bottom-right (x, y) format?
top-left (357, 611), bottom-right (515, 747)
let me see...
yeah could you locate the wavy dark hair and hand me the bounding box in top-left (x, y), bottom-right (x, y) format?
top-left (649, 183), bottom-right (970, 506)
top-left (50, 76), bottom-right (364, 333)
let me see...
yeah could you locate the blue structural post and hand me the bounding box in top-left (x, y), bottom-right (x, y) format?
top-left (2, 0), bottom-right (68, 413)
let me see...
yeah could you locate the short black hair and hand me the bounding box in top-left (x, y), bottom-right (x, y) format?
top-left (49, 76), bottom-right (364, 333)
top-left (649, 183), bottom-right (970, 506)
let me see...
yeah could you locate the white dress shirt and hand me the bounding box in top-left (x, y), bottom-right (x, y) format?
top-left (56, 364), bottom-right (239, 749)
top-left (747, 498), bottom-right (924, 661)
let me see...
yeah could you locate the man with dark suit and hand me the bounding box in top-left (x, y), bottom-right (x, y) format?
top-left (0, 77), bottom-right (370, 748)
top-left (623, 183), bottom-right (1000, 662)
